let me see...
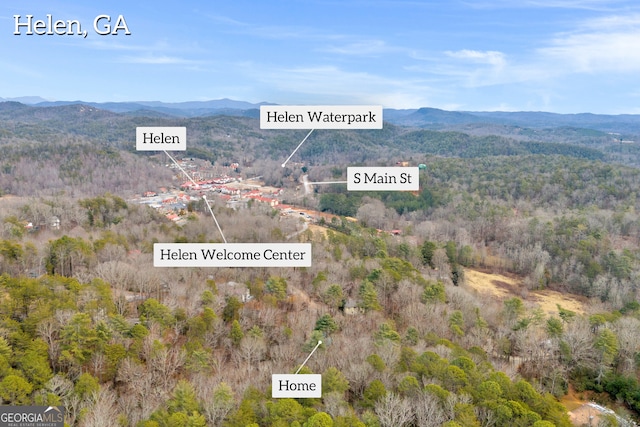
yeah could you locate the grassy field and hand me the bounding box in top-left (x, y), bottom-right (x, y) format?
top-left (464, 268), bottom-right (586, 315)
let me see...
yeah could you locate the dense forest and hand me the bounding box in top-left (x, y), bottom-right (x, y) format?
top-left (1, 102), bottom-right (639, 193)
top-left (1, 102), bottom-right (640, 426)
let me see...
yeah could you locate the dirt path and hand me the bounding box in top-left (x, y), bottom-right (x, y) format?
top-left (285, 221), bottom-right (308, 240)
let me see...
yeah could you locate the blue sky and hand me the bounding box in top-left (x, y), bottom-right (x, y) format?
top-left (2, 0), bottom-right (640, 113)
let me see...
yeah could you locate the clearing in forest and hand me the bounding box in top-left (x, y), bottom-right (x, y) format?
top-left (307, 224), bottom-right (329, 238)
top-left (464, 269), bottom-right (586, 315)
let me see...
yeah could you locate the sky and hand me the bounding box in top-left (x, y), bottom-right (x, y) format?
top-left (1, 0), bottom-right (640, 113)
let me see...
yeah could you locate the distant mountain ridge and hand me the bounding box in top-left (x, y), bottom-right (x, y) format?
top-left (388, 108), bottom-right (640, 134)
top-left (29, 98), bottom-right (269, 119)
top-left (0, 99), bottom-right (637, 170)
top-left (2, 97), bottom-right (640, 133)
top-left (0, 96), bottom-right (50, 104)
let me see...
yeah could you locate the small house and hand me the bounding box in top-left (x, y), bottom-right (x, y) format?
top-left (344, 298), bottom-right (365, 315)
top-left (49, 216), bottom-right (61, 230)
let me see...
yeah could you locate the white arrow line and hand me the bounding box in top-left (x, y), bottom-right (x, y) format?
top-left (295, 340), bottom-right (322, 374)
top-left (282, 129), bottom-right (315, 168)
top-left (202, 195), bottom-right (227, 244)
top-left (164, 150), bottom-right (199, 187)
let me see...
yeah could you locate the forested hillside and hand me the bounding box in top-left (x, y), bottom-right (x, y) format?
top-left (0, 102), bottom-right (636, 197)
top-left (1, 102), bottom-right (640, 426)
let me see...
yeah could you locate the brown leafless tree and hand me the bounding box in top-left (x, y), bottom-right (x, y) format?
top-left (375, 392), bottom-right (414, 427)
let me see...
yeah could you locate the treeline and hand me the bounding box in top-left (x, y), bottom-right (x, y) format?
top-left (319, 188), bottom-right (439, 217)
top-left (0, 141), bottom-right (173, 197)
top-left (423, 155), bottom-right (639, 210)
top-left (315, 154), bottom-right (639, 218)
top-left (394, 130), bottom-right (605, 161)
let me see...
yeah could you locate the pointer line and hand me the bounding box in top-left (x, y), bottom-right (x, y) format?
top-left (308, 181), bottom-right (348, 185)
top-left (164, 150), bottom-right (227, 243)
top-left (202, 196), bottom-right (227, 244)
top-left (295, 340), bottom-right (322, 374)
top-left (164, 150), bottom-right (199, 187)
top-left (281, 129), bottom-right (314, 168)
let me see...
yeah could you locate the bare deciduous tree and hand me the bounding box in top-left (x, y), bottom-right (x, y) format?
top-left (413, 391), bottom-right (448, 427)
top-left (79, 387), bottom-right (118, 427)
top-left (562, 319), bottom-right (598, 371)
top-left (236, 335), bottom-right (267, 372)
top-left (375, 392), bottom-right (414, 427)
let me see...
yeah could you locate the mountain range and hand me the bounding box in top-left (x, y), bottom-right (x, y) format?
top-left (2, 97), bottom-right (640, 135)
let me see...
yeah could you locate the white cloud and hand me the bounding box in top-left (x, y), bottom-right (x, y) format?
top-left (465, 0), bottom-right (627, 11)
top-left (445, 50), bottom-right (507, 69)
top-left (539, 13), bottom-right (640, 73)
top-left (579, 13), bottom-right (640, 29)
top-left (419, 50), bottom-right (515, 89)
top-left (120, 55), bottom-right (201, 65)
top-left (521, 0), bottom-right (619, 9)
top-left (206, 13), bottom-right (345, 41)
top-left (419, 11), bottom-right (640, 93)
top-left (87, 40), bottom-right (152, 52)
top-left (321, 39), bottom-right (393, 56)
top-left (243, 64), bottom-right (435, 108)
